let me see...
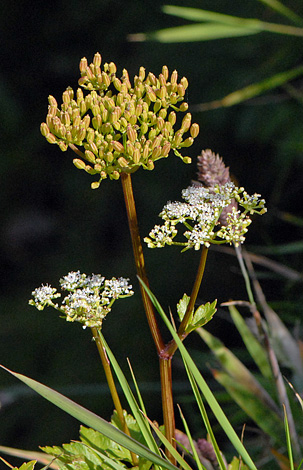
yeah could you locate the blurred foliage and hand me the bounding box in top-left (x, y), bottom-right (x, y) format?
top-left (1, 0), bottom-right (303, 466)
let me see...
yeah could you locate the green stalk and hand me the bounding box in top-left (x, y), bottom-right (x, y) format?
top-left (163, 246), bottom-right (209, 358)
top-left (91, 327), bottom-right (139, 466)
top-left (120, 172), bottom-right (176, 463)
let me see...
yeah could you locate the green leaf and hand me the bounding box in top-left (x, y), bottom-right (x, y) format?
top-left (228, 305), bottom-right (272, 379)
top-left (228, 456), bottom-right (249, 470)
top-left (17, 463), bottom-right (37, 470)
top-left (197, 327), bottom-right (281, 416)
top-left (135, 23), bottom-right (260, 43)
top-left (176, 293), bottom-right (190, 322)
top-left (256, 0), bottom-right (303, 25)
top-left (190, 299), bottom-right (217, 331)
top-left (138, 278), bottom-right (258, 470)
top-left (161, 6), bottom-right (260, 26)
top-left (98, 332), bottom-right (160, 454)
top-left (213, 369), bottom-right (284, 444)
top-left (0, 366), bottom-right (178, 470)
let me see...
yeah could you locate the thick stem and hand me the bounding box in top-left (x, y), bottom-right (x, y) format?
top-left (120, 172), bottom-right (176, 460)
top-left (121, 172), bottom-right (165, 354)
top-left (159, 358), bottom-right (176, 465)
top-left (91, 327), bottom-right (139, 466)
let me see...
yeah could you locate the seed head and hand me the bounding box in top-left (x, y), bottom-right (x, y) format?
top-left (41, 53), bottom-right (199, 188)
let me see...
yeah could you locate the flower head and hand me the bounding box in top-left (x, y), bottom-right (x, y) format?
top-left (29, 272), bottom-right (134, 328)
top-left (144, 179), bottom-right (266, 251)
top-left (41, 53), bottom-right (199, 188)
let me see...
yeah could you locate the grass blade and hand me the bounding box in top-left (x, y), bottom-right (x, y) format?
top-left (138, 278), bottom-right (258, 470)
top-left (0, 365), bottom-right (178, 470)
top-left (228, 305), bottom-right (272, 379)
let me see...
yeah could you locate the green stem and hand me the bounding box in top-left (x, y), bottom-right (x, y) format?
top-left (162, 246), bottom-right (209, 358)
top-left (91, 327), bottom-right (139, 466)
top-left (120, 172), bottom-right (176, 463)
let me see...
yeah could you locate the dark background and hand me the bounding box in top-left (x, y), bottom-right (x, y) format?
top-left (1, 0), bottom-right (303, 465)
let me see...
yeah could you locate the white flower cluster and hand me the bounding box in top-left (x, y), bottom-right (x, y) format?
top-left (144, 182), bottom-right (266, 250)
top-left (29, 271), bottom-right (134, 328)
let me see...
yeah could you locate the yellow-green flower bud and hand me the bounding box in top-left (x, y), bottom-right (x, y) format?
top-left (40, 122), bottom-right (49, 137)
top-left (148, 129), bottom-right (157, 140)
top-left (86, 128), bottom-right (95, 141)
top-left (66, 130), bottom-right (73, 143)
top-left (58, 141), bottom-right (68, 151)
top-left (102, 71), bottom-right (111, 88)
top-left (82, 115), bottom-right (90, 129)
top-left (79, 100), bottom-right (86, 114)
top-left (190, 123), bottom-right (199, 138)
top-left (73, 115), bottom-right (81, 128)
top-left (91, 181), bottom-right (100, 189)
top-left (183, 156), bottom-right (192, 164)
top-left (172, 132), bottom-right (183, 147)
top-left (135, 103), bottom-right (143, 116)
top-left (102, 108), bottom-right (108, 122)
top-left (85, 150), bottom-right (96, 163)
top-left (135, 83), bottom-right (144, 98)
top-left (139, 66), bottom-right (145, 81)
top-left (79, 57), bottom-right (88, 73)
top-left (142, 143), bottom-right (150, 160)
top-left (133, 148), bottom-right (141, 164)
top-left (93, 52), bottom-right (102, 67)
top-left (86, 66), bottom-right (94, 80)
top-left (162, 142), bottom-right (171, 157)
top-left (159, 74), bottom-right (166, 87)
top-left (181, 113), bottom-right (191, 132)
top-left (158, 109), bottom-right (167, 120)
top-left (129, 114), bottom-right (137, 126)
top-left (146, 86), bottom-right (157, 102)
top-left (92, 115), bottom-right (102, 130)
top-left (127, 126), bottom-right (137, 143)
top-left (171, 70), bottom-right (178, 84)
top-left (152, 135), bottom-right (162, 150)
top-left (126, 141), bottom-right (134, 156)
top-left (170, 93), bottom-right (178, 104)
top-left (94, 163), bottom-right (102, 172)
top-left (78, 127), bottom-right (86, 141)
top-left (148, 72), bottom-right (157, 86)
top-left (107, 152), bottom-right (115, 163)
top-left (62, 90), bottom-right (71, 105)
top-left (168, 111), bottom-right (176, 127)
top-left (89, 141), bottom-right (99, 155)
top-left (111, 170), bottom-right (120, 180)
top-left (180, 77), bottom-right (188, 90)
top-left (46, 133), bottom-right (57, 144)
top-left (140, 122), bottom-right (148, 135)
top-left (181, 137), bottom-right (194, 147)
top-left (48, 95), bottom-right (57, 108)
top-left (152, 146), bottom-right (161, 160)
top-left (153, 100), bottom-right (161, 114)
top-left (109, 62), bottom-right (117, 74)
top-left (73, 158), bottom-right (86, 169)
top-left (162, 66), bottom-right (169, 81)
top-left (157, 117), bottom-right (165, 130)
top-left (179, 102), bottom-right (188, 112)
top-left (177, 84), bottom-right (185, 97)
top-left (113, 77), bottom-right (121, 91)
top-left (147, 159), bottom-right (154, 170)
top-left (118, 156), bottom-right (129, 168)
top-left (112, 141), bottom-right (124, 153)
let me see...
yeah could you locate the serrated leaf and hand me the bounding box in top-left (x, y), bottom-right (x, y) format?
top-left (176, 294), bottom-right (190, 322)
top-left (16, 462), bottom-right (37, 470)
top-left (228, 456), bottom-right (249, 470)
top-left (190, 299), bottom-right (217, 331)
top-left (80, 425), bottom-right (132, 463)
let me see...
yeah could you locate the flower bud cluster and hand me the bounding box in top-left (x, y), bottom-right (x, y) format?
top-left (144, 182), bottom-right (266, 250)
top-left (29, 271), bottom-right (134, 328)
top-left (41, 52), bottom-right (199, 188)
